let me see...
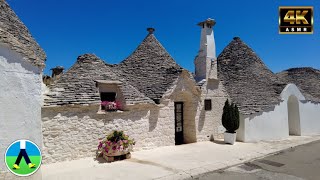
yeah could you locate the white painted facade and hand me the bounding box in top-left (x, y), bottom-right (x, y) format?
top-left (299, 101), bottom-right (320, 135)
top-left (237, 101), bottom-right (289, 142)
top-left (0, 45), bottom-right (43, 176)
top-left (237, 84), bottom-right (320, 142)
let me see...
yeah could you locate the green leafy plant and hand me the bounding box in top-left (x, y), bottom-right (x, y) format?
top-left (222, 99), bottom-right (239, 133)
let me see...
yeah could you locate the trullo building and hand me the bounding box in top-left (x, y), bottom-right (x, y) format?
top-left (41, 19), bottom-right (320, 164)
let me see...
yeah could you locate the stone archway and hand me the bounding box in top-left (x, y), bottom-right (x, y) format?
top-left (280, 84), bottom-right (305, 136)
top-left (161, 70), bottom-right (201, 145)
top-left (287, 95), bottom-right (301, 135)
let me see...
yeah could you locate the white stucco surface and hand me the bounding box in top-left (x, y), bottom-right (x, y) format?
top-left (238, 84), bottom-right (320, 142)
top-left (299, 101), bottom-right (320, 135)
top-left (237, 101), bottom-right (289, 142)
top-left (0, 45), bottom-right (43, 176)
top-left (280, 84), bottom-right (305, 101)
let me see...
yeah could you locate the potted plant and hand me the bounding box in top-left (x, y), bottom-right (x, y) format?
top-left (101, 101), bottom-right (122, 112)
top-left (222, 99), bottom-right (239, 145)
top-left (97, 130), bottom-right (135, 162)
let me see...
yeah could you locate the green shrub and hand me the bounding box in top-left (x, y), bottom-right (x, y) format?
top-left (222, 99), bottom-right (239, 133)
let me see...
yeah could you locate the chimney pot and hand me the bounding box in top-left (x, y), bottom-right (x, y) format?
top-left (50, 66), bottom-right (64, 79)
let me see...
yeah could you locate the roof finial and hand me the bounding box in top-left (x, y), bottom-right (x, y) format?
top-left (147, 27), bottom-right (155, 34)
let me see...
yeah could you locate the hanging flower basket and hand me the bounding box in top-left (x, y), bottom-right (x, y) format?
top-left (97, 131), bottom-right (135, 162)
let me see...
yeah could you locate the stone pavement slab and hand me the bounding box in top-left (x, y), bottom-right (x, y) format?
top-left (40, 135), bottom-right (320, 180)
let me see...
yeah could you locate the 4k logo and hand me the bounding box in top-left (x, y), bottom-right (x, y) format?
top-left (279, 6), bottom-right (313, 34)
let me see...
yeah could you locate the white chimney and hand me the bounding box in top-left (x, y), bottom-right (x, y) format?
top-left (194, 18), bottom-right (217, 82)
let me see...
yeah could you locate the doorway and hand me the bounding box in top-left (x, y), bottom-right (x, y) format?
top-left (287, 95), bottom-right (301, 135)
top-left (175, 102), bottom-right (184, 145)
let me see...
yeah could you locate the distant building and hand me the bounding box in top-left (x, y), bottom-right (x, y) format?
top-left (41, 19), bottom-right (320, 164)
top-left (0, 0), bottom-right (46, 178)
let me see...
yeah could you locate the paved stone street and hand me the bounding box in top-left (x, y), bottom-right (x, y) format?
top-left (193, 140), bottom-right (320, 180)
top-left (38, 136), bottom-right (320, 180)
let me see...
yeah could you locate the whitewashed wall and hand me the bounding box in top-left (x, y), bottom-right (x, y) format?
top-left (299, 101), bottom-right (320, 135)
top-left (237, 101), bottom-right (289, 142)
top-left (238, 84), bottom-right (320, 142)
top-left (0, 45), bottom-right (42, 176)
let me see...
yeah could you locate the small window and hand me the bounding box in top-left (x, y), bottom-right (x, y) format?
top-left (100, 92), bottom-right (116, 102)
top-left (205, 99), bottom-right (212, 111)
top-left (100, 92), bottom-right (116, 111)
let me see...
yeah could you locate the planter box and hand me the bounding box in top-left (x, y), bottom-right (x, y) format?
top-left (102, 144), bottom-right (133, 162)
top-left (104, 145), bottom-right (132, 157)
top-left (224, 132), bottom-right (237, 145)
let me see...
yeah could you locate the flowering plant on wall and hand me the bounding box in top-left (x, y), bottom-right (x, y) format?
top-left (97, 130), bottom-right (135, 158)
top-left (101, 101), bottom-right (122, 111)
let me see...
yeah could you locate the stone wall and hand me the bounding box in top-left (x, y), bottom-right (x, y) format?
top-left (198, 79), bottom-right (228, 140)
top-left (161, 70), bottom-right (226, 143)
top-left (0, 45), bottom-right (42, 178)
top-left (41, 104), bottom-right (175, 164)
top-left (41, 70), bottom-right (229, 164)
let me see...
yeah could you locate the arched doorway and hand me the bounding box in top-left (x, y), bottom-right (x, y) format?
top-left (287, 95), bottom-right (301, 135)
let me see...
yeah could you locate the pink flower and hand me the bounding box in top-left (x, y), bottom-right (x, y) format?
top-left (101, 101), bottom-right (109, 106)
top-left (98, 142), bottom-right (102, 149)
top-left (112, 146), bottom-right (117, 150)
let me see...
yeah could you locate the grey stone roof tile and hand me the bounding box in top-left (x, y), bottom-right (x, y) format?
top-left (217, 37), bottom-right (287, 115)
top-left (277, 67), bottom-right (320, 102)
top-left (44, 54), bottom-right (153, 107)
top-left (115, 33), bottom-right (183, 101)
top-left (0, 0), bottom-right (46, 68)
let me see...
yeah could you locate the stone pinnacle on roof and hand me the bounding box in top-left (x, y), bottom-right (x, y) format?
top-left (147, 27), bottom-right (155, 34)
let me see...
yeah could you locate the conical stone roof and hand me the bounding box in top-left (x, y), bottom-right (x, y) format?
top-left (217, 37), bottom-right (287, 115)
top-left (0, 0), bottom-right (46, 68)
top-left (277, 67), bottom-right (320, 102)
top-left (116, 33), bottom-right (183, 101)
top-left (44, 54), bottom-right (153, 106)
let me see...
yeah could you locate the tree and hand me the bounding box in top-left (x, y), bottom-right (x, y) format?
top-left (222, 100), bottom-right (240, 133)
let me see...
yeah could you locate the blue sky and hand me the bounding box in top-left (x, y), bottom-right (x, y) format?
top-left (8, 0), bottom-right (319, 75)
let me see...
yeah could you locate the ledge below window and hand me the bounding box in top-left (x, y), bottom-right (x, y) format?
top-left (97, 110), bottom-right (124, 114)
